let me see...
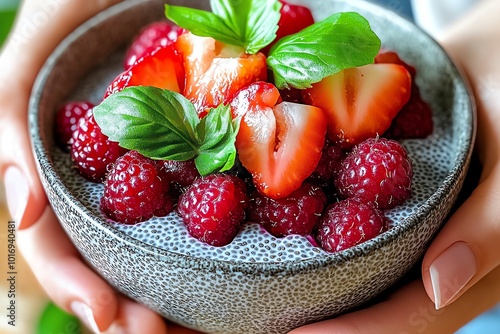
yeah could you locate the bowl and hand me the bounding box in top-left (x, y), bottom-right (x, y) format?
top-left (29, 0), bottom-right (475, 333)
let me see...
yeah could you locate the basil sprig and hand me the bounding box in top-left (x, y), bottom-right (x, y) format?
top-left (267, 12), bottom-right (381, 90)
top-left (93, 87), bottom-right (239, 175)
top-left (165, 0), bottom-right (281, 54)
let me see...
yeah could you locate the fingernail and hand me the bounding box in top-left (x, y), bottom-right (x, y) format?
top-left (71, 301), bottom-right (101, 333)
top-left (429, 242), bottom-right (477, 310)
top-left (103, 322), bottom-right (127, 334)
top-left (4, 167), bottom-right (29, 227)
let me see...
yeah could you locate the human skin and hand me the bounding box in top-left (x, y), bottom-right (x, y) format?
top-left (2, 0), bottom-right (500, 333)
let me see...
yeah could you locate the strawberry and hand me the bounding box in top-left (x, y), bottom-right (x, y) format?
top-left (375, 49), bottom-right (416, 79)
top-left (302, 63), bottom-right (411, 148)
top-left (124, 21), bottom-right (184, 70)
top-left (175, 32), bottom-right (268, 116)
top-left (231, 82), bottom-right (327, 199)
top-left (104, 44), bottom-right (184, 99)
top-left (262, 0), bottom-right (315, 55)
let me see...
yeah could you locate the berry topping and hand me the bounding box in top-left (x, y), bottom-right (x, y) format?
top-left (101, 151), bottom-right (166, 224)
top-left (175, 32), bottom-right (268, 115)
top-left (303, 63), bottom-right (411, 148)
top-left (335, 138), bottom-right (413, 209)
top-left (124, 21), bottom-right (183, 70)
top-left (161, 159), bottom-right (200, 189)
top-left (375, 49), bottom-right (416, 79)
top-left (177, 174), bottom-right (248, 246)
top-left (316, 199), bottom-right (388, 253)
top-left (249, 183), bottom-right (327, 237)
top-left (70, 110), bottom-right (123, 182)
top-left (104, 44), bottom-right (185, 99)
top-left (231, 82), bottom-right (327, 199)
top-left (54, 101), bottom-right (94, 149)
top-left (308, 141), bottom-right (344, 187)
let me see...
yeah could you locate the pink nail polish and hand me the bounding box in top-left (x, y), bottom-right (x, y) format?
top-left (429, 242), bottom-right (477, 309)
top-left (4, 167), bottom-right (29, 227)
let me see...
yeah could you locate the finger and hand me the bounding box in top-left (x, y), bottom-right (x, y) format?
top-left (421, 173), bottom-right (500, 309)
top-left (289, 266), bottom-right (500, 334)
top-left (104, 296), bottom-right (167, 334)
top-left (17, 205), bottom-right (118, 332)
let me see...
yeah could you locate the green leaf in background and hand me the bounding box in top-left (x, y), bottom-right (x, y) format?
top-left (94, 87), bottom-right (239, 175)
top-left (37, 302), bottom-right (81, 334)
top-left (267, 12), bottom-right (381, 89)
top-left (0, 8), bottom-right (18, 48)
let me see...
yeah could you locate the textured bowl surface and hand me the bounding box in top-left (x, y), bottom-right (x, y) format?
top-left (30, 0), bottom-right (475, 333)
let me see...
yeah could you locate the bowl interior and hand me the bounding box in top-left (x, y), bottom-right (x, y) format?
top-left (30, 0), bottom-right (474, 266)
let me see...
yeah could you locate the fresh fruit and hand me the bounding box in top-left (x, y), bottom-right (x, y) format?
top-left (124, 21), bottom-right (184, 69)
top-left (262, 0), bottom-right (315, 55)
top-left (308, 140), bottom-right (344, 187)
top-left (231, 82), bottom-right (328, 198)
top-left (101, 151), bottom-right (169, 224)
top-left (54, 101), bottom-right (94, 149)
top-left (71, 110), bottom-right (123, 182)
top-left (175, 32), bottom-right (268, 115)
top-left (335, 138), bottom-right (413, 209)
top-left (302, 63), bottom-right (411, 148)
top-left (177, 174), bottom-right (248, 246)
top-left (316, 199), bottom-right (388, 253)
top-left (161, 159), bottom-right (200, 189)
top-left (375, 49), bottom-right (416, 79)
top-left (249, 183), bottom-right (326, 237)
top-left (385, 86), bottom-right (433, 139)
top-left (104, 44), bottom-right (185, 99)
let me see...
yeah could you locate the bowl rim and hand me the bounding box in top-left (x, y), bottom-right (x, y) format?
top-left (29, 0), bottom-right (476, 275)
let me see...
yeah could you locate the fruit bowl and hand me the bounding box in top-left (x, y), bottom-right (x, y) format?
top-left (29, 0), bottom-right (475, 333)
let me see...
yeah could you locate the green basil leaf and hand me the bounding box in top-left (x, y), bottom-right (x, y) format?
top-left (195, 104), bottom-right (240, 175)
top-left (267, 12), bottom-right (381, 89)
top-left (211, 0), bottom-right (281, 54)
top-left (165, 4), bottom-right (243, 47)
top-left (93, 87), bottom-right (200, 160)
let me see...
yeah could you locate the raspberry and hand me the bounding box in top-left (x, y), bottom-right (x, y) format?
top-left (70, 109), bottom-right (123, 182)
top-left (316, 199), bottom-right (388, 253)
top-left (101, 151), bottom-right (167, 224)
top-left (385, 86), bottom-right (433, 139)
top-left (54, 101), bottom-right (94, 149)
top-left (335, 138), bottom-right (413, 209)
top-left (124, 21), bottom-right (183, 69)
top-left (161, 159), bottom-right (200, 188)
top-left (308, 141), bottom-right (344, 186)
top-left (249, 183), bottom-right (327, 238)
top-left (177, 174), bottom-right (248, 246)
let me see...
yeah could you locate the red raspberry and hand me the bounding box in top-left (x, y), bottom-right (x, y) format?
top-left (161, 159), bottom-right (200, 188)
top-left (316, 199), bottom-right (388, 253)
top-left (262, 0), bottom-right (315, 55)
top-left (308, 141), bottom-right (344, 186)
top-left (335, 138), bottom-right (413, 209)
top-left (101, 151), bottom-right (167, 224)
top-left (177, 174), bottom-right (248, 246)
top-left (124, 21), bottom-right (183, 69)
top-left (249, 183), bottom-right (327, 238)
top-left (71, 110), bottom-right (123, 182)
top-left (385, 86), bottom-right (433, 139)
top-left (54, 101), bottom-right (94, 149)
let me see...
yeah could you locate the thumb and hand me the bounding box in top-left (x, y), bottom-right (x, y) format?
top-left (1, 111), bottom-right (47, 230)
top-left (422, 170), bottom-right (500, 310)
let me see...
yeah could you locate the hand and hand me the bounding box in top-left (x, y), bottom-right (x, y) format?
top-left (0, 1), bottom-right (197, 332)
top-left (290, 1), bottom-right (500, 333)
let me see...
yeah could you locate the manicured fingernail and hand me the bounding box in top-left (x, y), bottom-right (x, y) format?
top-left (104, 322), bottom-right (127, 334)
top-left (71, 301), bottom-right (101, 333)
top-left (4, 167), bottom-right (29, 227)
top-left (429, 242), bottom-right (476, 310)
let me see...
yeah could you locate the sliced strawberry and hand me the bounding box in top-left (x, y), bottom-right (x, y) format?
top-left (104, 44), bottom-right (184, 99)
top-left (375, 49), bottom-right (416, 79)
top-left (232, 82), bottom-right (327, 199)
top-left (303, 63), bottom-right (411, 148)
top-left (175, 32), bottom-right (267, 116)
top-left (262, 0), bottom-right (315, 55)
top-left (124, 21), bottom-right (184, 70)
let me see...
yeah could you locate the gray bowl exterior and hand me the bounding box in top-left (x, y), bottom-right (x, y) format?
top-left (29, 0), bottom-right (475, 333)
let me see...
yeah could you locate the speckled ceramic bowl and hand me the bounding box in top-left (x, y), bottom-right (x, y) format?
top-left (29, 0), bottom-right (475, 333)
